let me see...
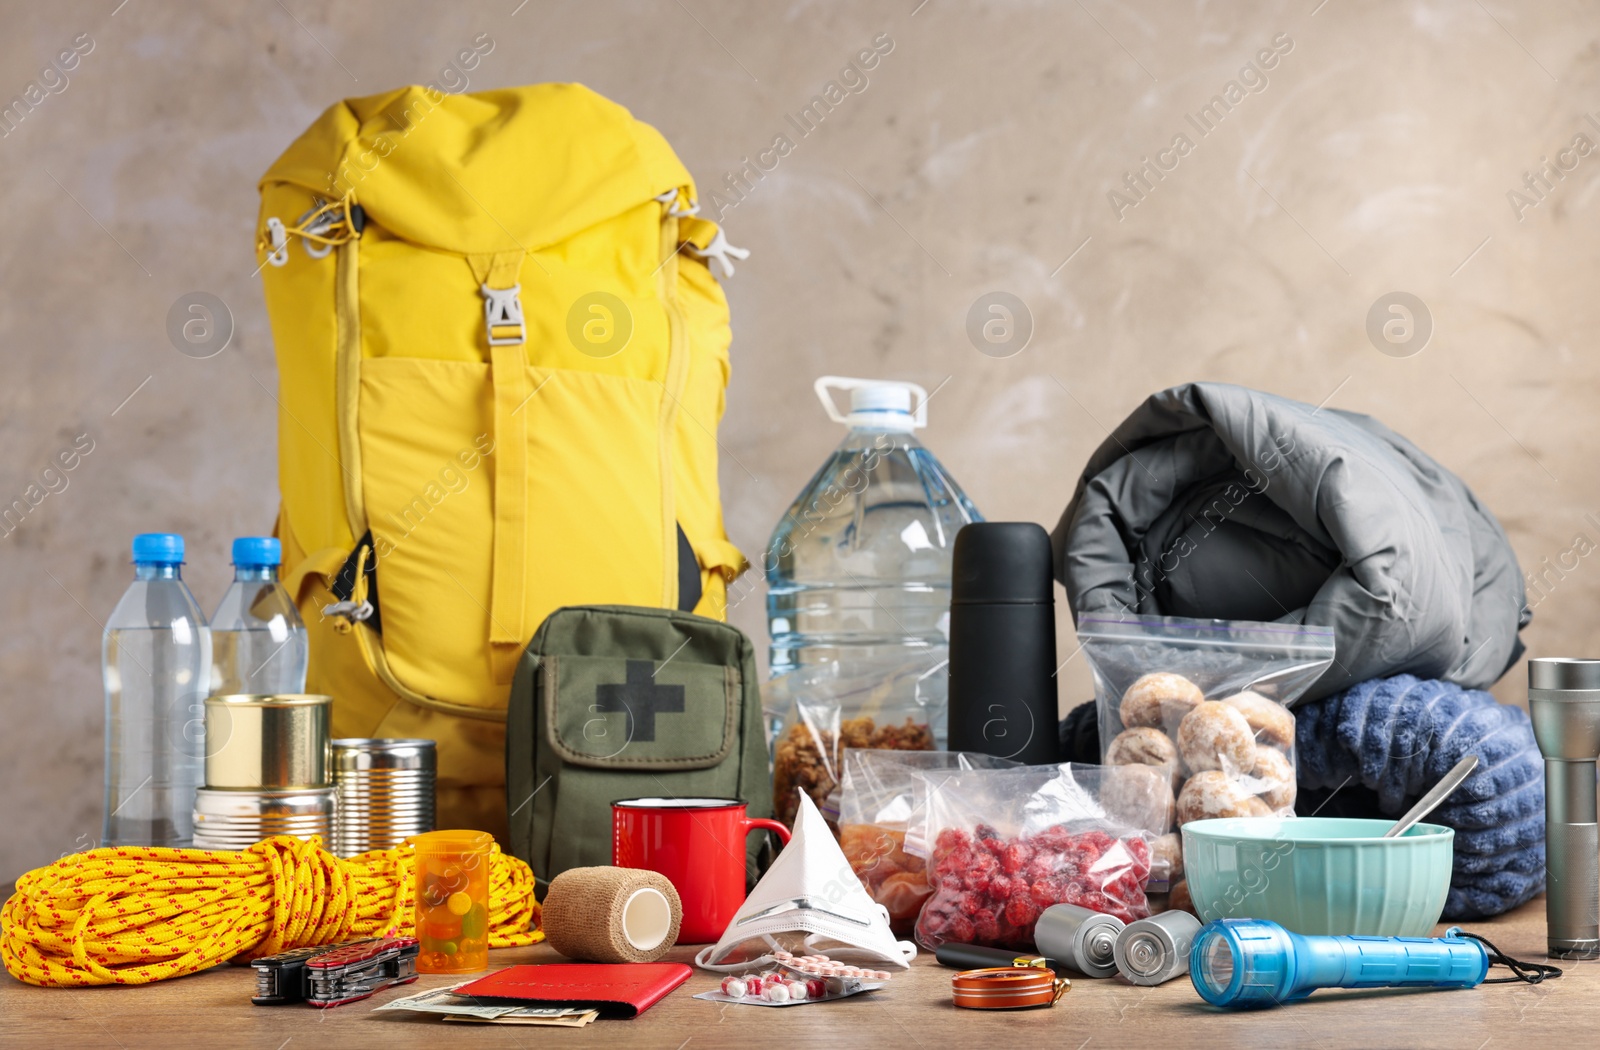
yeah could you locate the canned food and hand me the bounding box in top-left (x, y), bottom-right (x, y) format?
top-left (204, 693), bottom-right (332, 790)
top-left (330, 739), bottom-right (436, 857)
top-left (192, 786), bottom-right (336, 849)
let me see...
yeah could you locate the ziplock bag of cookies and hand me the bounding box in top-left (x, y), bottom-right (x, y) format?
top-left (1078, 616), bottom-right (1336, 831)
top-left (765, 650), bottom-right (946, 828)
top-left (835, 749), bottom-right (1020, 935)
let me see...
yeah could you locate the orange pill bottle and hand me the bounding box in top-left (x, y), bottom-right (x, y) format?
top-left (409, 829), bottom-right (493, 974)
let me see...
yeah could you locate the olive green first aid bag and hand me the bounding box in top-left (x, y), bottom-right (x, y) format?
top-left (508, 605), bottom-right (773, 885)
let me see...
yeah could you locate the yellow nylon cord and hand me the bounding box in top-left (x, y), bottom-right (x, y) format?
top-left (1, 835), bottom-right (542, 987)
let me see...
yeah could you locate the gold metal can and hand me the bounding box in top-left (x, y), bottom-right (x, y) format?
top-left (203, 693), bottom-right (332, 790)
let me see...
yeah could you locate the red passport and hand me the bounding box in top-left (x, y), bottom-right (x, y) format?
top-left (452, 962), bottom-right (691, 1019)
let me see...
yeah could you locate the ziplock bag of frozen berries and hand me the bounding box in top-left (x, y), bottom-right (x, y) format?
top-left (907, 764), bottom-right (1168, 951)
top-left (1078, 615), bottom-right (1335, 834)
top-left (835, 749), bottom-right (1019, 935)
top-left (767, 651), bottom-right (946, 827)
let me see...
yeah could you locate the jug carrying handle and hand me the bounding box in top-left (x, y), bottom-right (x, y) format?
top-left (814, 376), bottom-right (929, 428)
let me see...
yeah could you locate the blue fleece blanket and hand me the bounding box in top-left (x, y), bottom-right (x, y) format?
top-left (1295, 675), bottom-right (1544, 920)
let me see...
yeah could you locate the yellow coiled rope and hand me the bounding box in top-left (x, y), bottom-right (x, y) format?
top-left (1, 835), bottom-right (543, 987)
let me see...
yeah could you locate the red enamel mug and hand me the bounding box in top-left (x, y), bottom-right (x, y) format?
top-left (612, 797), bottom-right (790, 944)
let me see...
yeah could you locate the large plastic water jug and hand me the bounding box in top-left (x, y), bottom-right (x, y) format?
top-left (765, 377), bottom-right (982, 688)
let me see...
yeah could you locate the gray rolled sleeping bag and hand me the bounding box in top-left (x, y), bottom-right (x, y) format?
top-left (1052, 382), bottom-right (1528, 701)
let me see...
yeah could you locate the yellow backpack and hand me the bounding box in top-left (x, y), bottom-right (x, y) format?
top-left (255, 83), bottom-right (748, 841)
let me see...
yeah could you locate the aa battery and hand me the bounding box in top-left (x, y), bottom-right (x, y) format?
top-left (1034, 903), bottom-right (1125, 979)
top-left (1113, 910), bottom-right (1203, 986)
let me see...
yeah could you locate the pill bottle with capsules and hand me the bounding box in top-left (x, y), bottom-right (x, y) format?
top-left (409, 829), bottom-right (492, 974)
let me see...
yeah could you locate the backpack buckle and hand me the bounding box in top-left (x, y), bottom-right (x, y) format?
top-left (482, 284), bottom-right (525, 346)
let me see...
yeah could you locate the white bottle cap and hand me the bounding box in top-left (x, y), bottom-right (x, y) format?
top-left (814, 376), bottom-right (928, 431)
top-left (850, 384), bottom-right (913, 415)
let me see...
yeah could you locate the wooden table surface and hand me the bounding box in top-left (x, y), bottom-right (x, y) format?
top-left (3, 898), bottom-right (1595, 1049)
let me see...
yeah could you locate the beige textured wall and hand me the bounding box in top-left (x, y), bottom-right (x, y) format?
top-left (3, 0), bottom-right (1598, 879)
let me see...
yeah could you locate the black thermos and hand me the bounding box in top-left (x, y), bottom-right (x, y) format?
top-left (946, 522), bottom-right (1060, 763)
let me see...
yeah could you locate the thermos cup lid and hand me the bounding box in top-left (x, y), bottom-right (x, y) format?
top-left (952, 522), bottom-right (1054, 605)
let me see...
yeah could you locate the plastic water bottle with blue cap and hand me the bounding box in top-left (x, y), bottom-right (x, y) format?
top-left (102, 533), bottom-right (213, 847)
top-left (765, 377), bottom-right (982, 718)
top-left (210, 537), bottom-right (308, 696)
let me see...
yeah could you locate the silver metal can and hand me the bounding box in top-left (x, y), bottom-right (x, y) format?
top-left (192, 786), bottom-right (336, 849)
top-left (330, 738), bottom-right (436, 857)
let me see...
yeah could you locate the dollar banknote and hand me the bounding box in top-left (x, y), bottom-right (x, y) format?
top-left (375, 981), bottom-right (593, 1021)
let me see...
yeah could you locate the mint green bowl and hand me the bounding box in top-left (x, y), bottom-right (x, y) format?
top-left (1181, 817), bottom-right (1454, 936)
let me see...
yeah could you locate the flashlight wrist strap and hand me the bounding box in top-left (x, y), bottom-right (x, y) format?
top-left (1454, 930), bottom-right (1563, 985)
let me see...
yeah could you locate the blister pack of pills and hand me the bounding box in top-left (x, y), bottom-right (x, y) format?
top-left (693, 950), bottom-right (891, 1007)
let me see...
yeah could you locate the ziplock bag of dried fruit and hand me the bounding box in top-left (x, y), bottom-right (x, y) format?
top-left (767, 651), bottom-right (945, 827)
top-left (836, 749), bottom-right (1019, 934)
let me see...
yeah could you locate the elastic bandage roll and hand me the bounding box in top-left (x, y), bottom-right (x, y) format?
top-left (541, 866), bottom-right (682, 963)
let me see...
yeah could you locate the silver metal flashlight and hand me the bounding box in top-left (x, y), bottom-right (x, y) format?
top-left (1528, 658), bottom-right (1600, 960)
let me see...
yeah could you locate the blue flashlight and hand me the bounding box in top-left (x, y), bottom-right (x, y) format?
top-left (1188, 918), bottom-right (1490, 1008)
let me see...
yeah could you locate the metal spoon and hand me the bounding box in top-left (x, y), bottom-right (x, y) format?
top-left (1383, 754), bottom-right (1479, 838)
